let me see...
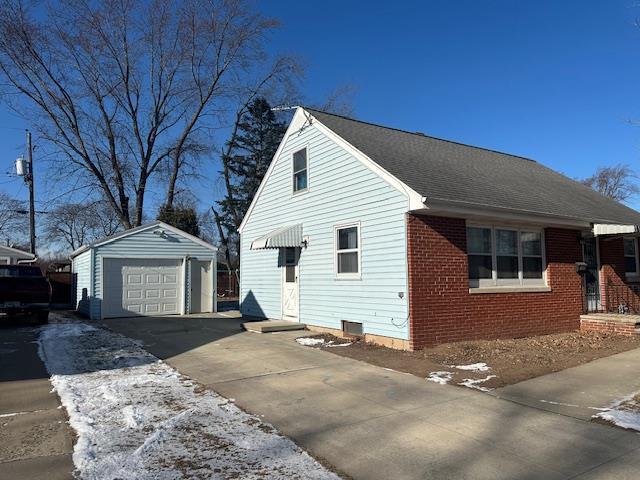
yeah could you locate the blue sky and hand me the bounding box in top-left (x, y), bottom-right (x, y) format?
top-left (2, 0), bottom-right (640, 215)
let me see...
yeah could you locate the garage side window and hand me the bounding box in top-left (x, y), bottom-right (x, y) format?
top-left (335, 223), bottom-right (360, 278)
top-left (293, 148), bottom-right (308, 193)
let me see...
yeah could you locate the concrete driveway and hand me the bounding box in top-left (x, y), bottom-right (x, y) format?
top-left (105, 313), bottom-right (640, 480)
top-left (0, 322), bottom-right (74, 480)
top-left (493, 347), bottom-right (640, 420)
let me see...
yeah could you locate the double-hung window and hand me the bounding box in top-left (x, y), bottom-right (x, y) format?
top-left (624, 238), bottom-right (639, 276)
top-left (467, 226), bottom-right (545, 288)
top-left (335, 223), bottom-right (360, 278)
top-left (292, 148), bottom-right (308, 193)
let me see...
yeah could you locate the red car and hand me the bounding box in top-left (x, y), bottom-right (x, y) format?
top-left (0, 265), bottom-right (51, 324)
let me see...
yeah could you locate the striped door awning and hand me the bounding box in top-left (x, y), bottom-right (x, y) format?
top-left (250, 224), bottom-right (304, 250)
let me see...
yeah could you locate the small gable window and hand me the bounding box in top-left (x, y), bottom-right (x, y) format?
top-left (293, 147), bottom-right (308, 193)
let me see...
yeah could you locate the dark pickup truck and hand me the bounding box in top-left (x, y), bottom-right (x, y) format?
top-left (0, 265), bottom-right (51, 323)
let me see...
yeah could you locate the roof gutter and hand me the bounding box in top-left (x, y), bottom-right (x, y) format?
top-left (416, 197), bottom-right (594, 229)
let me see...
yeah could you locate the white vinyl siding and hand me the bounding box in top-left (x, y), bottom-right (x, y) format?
top-left (240, 122), bottom-right (410, 340)
top-left (72, 250), bottom-right (92, 316)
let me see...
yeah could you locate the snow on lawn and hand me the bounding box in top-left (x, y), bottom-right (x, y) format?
top-left (426, 371), bottom-right (453, 385)
top-left (295, 337), bottom-right (351, 348)
top-left (458, 375), bottom-right (497, 392)
top-left (454, 363), bottom-right (491, 372)
top-left (38, 323), bottom-right (340, 480)
top-left (593, 392), bottom-right (640, 431)
top-left (296, 337), bottom-right (326, 346)
top-left (324, 342), bottom-right (352, 348)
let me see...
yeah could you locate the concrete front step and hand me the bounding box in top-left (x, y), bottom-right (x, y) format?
top-left (242, 320), bottom-right (306, 333)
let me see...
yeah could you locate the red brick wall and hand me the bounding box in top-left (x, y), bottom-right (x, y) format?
top-left (581, 318), bottom-right (639, 336)
top-left (407, 214), bottom-right (583, 350)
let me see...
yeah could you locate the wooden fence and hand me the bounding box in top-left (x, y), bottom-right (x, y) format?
top-left (217, 270), bottom-right (239, 299)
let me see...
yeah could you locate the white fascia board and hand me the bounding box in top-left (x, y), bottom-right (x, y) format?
top-left (238, 108), bottom-right (310, 233)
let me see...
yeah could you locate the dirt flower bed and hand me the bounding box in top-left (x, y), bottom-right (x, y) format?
top-left (296, 331), bottom-right (640, 390)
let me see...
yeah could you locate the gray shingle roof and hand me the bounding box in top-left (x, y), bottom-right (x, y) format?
top-left (307, 108), bottom-right (640, 225)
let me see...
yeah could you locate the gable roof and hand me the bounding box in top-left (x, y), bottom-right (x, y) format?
top-left (0, 244), bottom-right (35, 258)
top-left (70, 221), bottom-right (217, 258)
top-left (306, 108), bottom-right (640, 226)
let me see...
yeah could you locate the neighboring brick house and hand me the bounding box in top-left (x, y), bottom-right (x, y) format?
top-left (239, 107), bottom-right (640, 350)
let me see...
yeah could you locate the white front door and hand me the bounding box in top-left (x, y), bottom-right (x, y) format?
top-left (282, 247), bottom-right (299, 320)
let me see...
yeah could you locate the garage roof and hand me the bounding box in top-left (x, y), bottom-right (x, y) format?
top-left (70, 221), bottom-right (217, 258)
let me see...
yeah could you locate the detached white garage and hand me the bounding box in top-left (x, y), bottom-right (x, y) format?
top-left (70, 221), bottom-right (217, 320)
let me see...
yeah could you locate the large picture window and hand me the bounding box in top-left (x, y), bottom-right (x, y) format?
top-left (292, 148), bottom-right (308, 193)
top-left (335, 223), bottom-right (360, 278)
top-left (624, 238), bottom-right (638, 275)
top-left (467, 226), bottom-right (545, 288)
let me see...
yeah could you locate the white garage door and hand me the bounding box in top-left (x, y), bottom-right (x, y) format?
top-left (103, 258), bottom-right (183, 318)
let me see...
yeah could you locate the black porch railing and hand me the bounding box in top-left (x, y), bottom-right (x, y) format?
top-left (584, 284), bottom-right (602, 313)
top-left (604, 281), bottom-right (640, 314)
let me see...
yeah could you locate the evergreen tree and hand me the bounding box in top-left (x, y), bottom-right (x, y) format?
top-left (213, 97), bottom-right (287, 269)
top-left (157, 204), bottom-right (200, 237)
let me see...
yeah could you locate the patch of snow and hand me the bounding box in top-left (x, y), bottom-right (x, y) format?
top-left (296, 337), bottom-right (325, 346)
top-left (426, 371), bottom-right (453, 385)
top-left (324, 341), bottom-right (352, 348)
top-left (37, 322), bottom-right (339, 479)
top-left (595, 409), bottom-right (640, 431)
top-left (458, 375), bottom-right (497, 392)
top-left (592, 391), bottom-right (640, 431)
top-left (454, 363), bottom-right (490, 372)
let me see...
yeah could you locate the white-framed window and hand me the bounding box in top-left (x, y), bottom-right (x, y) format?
top-left (624, 237), bottom-right (639, 275)
top-left (292, 147), bottom-right (308, 193)
top-left (0, 257), bottom-right (10, 265)
top-left (335, 223), bottom-right (360, 279)
top-left (467, 225), bottom-right (546, 288)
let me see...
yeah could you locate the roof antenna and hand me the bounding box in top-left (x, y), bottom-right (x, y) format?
top-left (270, 105), bottom-right (299, 112)
top-left (271, 105), bottom-right (313, 131)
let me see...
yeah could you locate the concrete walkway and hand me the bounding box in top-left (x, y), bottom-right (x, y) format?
top-left (0, 324), bottom-right (74, 480)
top-left (494, 347), bottom-right (640, 420)
top-left (105, 314), bottom-right (640, 480)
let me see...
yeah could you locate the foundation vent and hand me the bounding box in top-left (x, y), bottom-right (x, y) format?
top-left (342, 320), bottom-right (363, 337)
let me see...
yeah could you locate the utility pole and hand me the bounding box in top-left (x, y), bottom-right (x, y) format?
top-left (24, 130), bottom-right (36, 255)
